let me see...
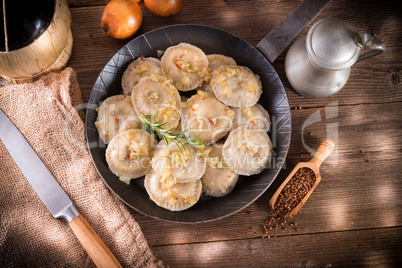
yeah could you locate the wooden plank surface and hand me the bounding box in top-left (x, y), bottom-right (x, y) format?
top-left (64, 0), bottom-right (402, 266)
top-left (150, 227), bottom-right (402, 267)
top-left (1, 0), bottom-right (401, 266)
top-left (64, 0), bottom-right (402, 105)
top-left (129, 102), bottom-right (402, 246)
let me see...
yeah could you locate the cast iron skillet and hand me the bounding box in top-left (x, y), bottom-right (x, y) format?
top-left (85, 24), bottom-right (291, 223)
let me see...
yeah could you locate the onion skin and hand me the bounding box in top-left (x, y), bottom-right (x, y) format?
top-left (101, 0), bottom-right (143, 39)
top-left (144, 0), bottom-right (183, 17)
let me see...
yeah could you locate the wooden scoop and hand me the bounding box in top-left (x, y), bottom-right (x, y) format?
top-left (269, 139), bottom-right (335, 219)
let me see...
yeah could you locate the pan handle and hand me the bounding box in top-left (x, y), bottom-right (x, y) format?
top-left (256, 0), bottom-right (332, 63)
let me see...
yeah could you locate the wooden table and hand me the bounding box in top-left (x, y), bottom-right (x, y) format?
top-left (8, 0), bottom-right (402, 266)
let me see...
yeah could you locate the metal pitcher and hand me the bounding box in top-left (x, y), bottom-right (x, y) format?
top-left (285, 18), bottom-right (386, 98)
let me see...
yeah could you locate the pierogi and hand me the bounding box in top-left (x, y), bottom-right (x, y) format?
top-left (121, 57), bottom-right (162, 95)
top-left (151, 140), bottom-right (206, 184)
top-left (200, 144), bottom-right (239, 197)
top-left (145, 171), bottom-right (202, 211)
top-left (95, 95), bottom-right (142, 144)
top-left (131, 74), bottom-right (181, 131)
top-left (210, 65), bottom-right (262, 107)
top-left (195, 54), bottom-right (237, 94)
top-left (161, 43), bottom-right (209, 91)
top-left (232, 103), bottom-right (271, 132)
top-left (95, 43), bottom-right (275, 212)
top-left (207, 54), bottom-right (236, 71)
top-left (195, 81), bottom-right (214, 93)
top-left (222, 126), bottom-right (273, 176)
top-left (181, 91), bottom-right (234, 145)
top-left (106, 129), bottom-right (157, 184)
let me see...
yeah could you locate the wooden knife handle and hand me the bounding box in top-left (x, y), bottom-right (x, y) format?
top-left (69, 214), bottom-right (122, 268)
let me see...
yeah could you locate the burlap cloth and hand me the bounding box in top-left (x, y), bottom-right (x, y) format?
top-left (0, 68), bottom-right (163, 267)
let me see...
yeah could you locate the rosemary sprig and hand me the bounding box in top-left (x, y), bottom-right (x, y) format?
top-left (141, 112), bottom-right (203, 153)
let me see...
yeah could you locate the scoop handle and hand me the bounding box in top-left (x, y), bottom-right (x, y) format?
top-left (309, 139), bottom-right (335, 168)
top-left (69, 214), bottom-right (122, 268)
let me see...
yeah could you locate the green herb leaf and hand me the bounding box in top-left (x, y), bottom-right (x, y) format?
top-left (141, 113), bottom-right (203, 154)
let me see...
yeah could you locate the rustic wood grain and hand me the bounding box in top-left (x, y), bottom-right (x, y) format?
top-left (67, 0), bottom-right (298, 100)
top-left (64, 0), bottom-right (401, 105)
top-left (62, 1), bottom-right (402, 266)
top-left (2, 0), bottom-right (401, 266)
top-left (129, 102), bottom-right (402, 247)
top-left (150, 227), bottom-right (402, 267)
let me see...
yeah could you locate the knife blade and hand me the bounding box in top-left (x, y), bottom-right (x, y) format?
top-left (0, 108), bottom-right (121, 268)
top-left (256, 0), bottom-right (332, 63)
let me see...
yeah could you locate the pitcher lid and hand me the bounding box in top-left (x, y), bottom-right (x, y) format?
top-left (306, 18), bottom-right (362, 70)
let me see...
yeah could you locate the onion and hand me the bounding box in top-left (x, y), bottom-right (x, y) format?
top-left (101, 0), bottom-right (143, 40)
top-left (144, 0), bottom-right (183, 17)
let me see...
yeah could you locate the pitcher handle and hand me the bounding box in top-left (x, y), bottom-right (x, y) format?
top-left (356, 33), bottom-right (386, 62)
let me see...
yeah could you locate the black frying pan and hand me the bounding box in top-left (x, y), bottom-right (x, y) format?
top-left (85, 0), bottom-right (330, 223)
top-left (85, 24), bottom-right (291, 223)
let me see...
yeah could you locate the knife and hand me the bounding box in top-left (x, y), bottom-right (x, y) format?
top-left (256, 0), bottom-right (332, 63)
top-left (0, 108), bottom-right (122, 268)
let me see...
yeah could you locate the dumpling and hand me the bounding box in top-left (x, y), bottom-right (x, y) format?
top-left (131, 74), bottom-right (181, 131)
top-left (151, 140), bottom-right (206, 183)
top-left (181, 91), bottom-right (234, 145)
top-left (194, 54), bottom-right (236, 94)
top-left (195, 81), bottom-right (214, 93)
top-left (222, 126), bottom-right (273, 176)
top-left (200, 144), bottom-right (239, 197)
top-left (232, 103), bottom-right (271, 132)
top-left (171, 118), bottom-right (184, 135)
top-left (145, 171), bottom-right (202, 211)
top-left (169, 96), bottom-right (188, 135)
top-left (121, 57), bottom-right (162, 95)
top-left (161, 43), bottom-right (209, 91)
top-left (95, 95), bottom-right (142, 144)
top-left (210, 65), bottom-right (262, 107)
top-left (207, 54), bottom-right (236, 71)
top-left (106, 129), bottom-right (157, 184)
